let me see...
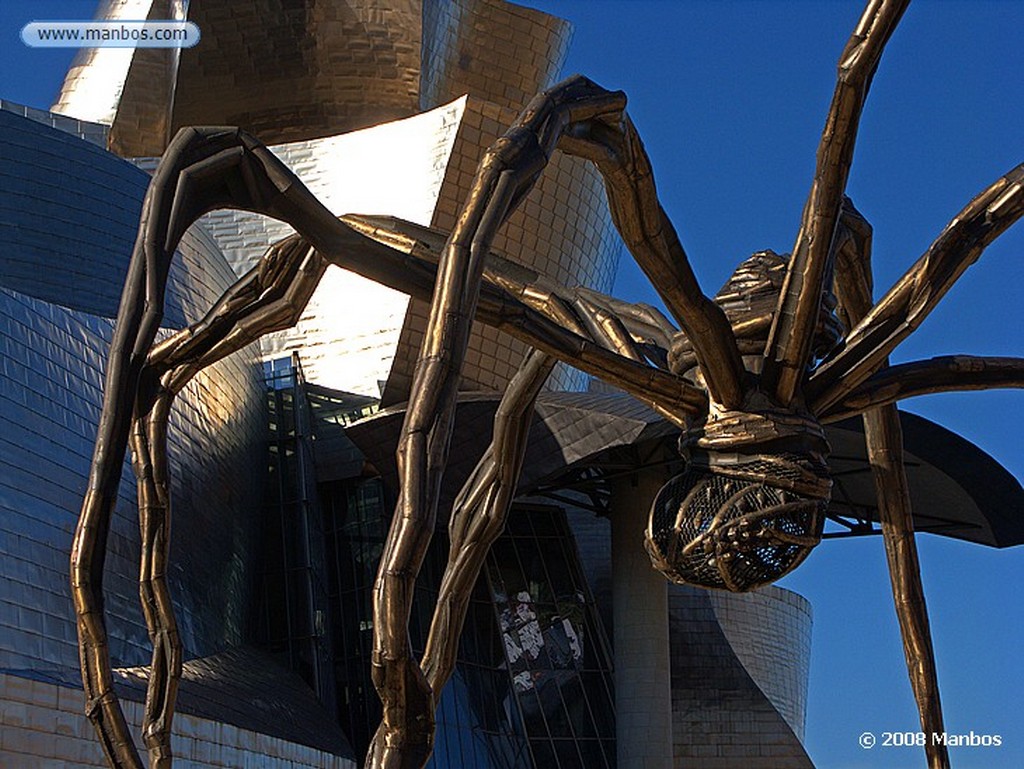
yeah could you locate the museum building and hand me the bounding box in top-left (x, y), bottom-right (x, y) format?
top-left (2, 2), bottom-right (1020, 768)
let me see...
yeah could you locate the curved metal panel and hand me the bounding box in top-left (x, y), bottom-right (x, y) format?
top-left (172, 0), bottom-right (422, 146)
top-left (0, 116), bottom-right (267, 673)
top-left (0, 109), bottom-right (241, 329)
top-left (420, 0), bottom-right (572, 112)
top-left (669, 584), bottom-right (814, 767)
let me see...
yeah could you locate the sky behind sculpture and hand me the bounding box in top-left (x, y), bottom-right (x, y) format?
top-left (0, 2), bottom-right (1020, 767)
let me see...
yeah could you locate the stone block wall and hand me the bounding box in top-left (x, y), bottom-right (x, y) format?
top-left (0, 673), bottom-right (355, 769)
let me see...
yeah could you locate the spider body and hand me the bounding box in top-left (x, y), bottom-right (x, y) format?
top-left (67, 1), bottom-right (1024, 768)
top-left (648, 245), bottom-right (850, 591)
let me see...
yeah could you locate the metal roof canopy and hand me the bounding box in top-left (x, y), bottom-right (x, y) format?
top-left (342, 390), bottom-right (1023, 549)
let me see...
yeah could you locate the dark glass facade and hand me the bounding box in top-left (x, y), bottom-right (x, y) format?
top-left (307, 382), bottom-right (618, 767)
top-left (259, 356), bottom-right (337, 714)
top-left (486, 507), bottom-right (617, 769)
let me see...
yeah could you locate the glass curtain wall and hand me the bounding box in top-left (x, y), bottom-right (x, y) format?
top-left (259, 355), bottom-right (337, 715)
top-left (323, 470), bottom-right (617, 768)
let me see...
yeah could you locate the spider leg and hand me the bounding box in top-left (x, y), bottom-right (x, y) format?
top-left (75, 114), bottom-right (700, 768)
top-left (117, 235), bottom-right (327, 767)
top-left (761, 0), bottom-right (910, 406)
top-left (863, 409), bottom-right (950, 769)
top-left (821, 355), bottom-right (1024, 423)
top-left (368, 76), bottom-right (658, 769)
top-left (810, 162), bottom-right (1024, 414)
top-left (831, 199), bottom-right (950, 769)
top-left (129, 375), bottom-right (179, 769)
top-left (420, 350), bottom-right (554, 692)
top-left (343, 214), bottom-right (705, 421)
top-left (571, 293), bottom-right (647, 362)
top-left (557, 109), bottom-right (744, 408)
top-left (575, 287), bottom-right (678, 351)
top-left (73, 126), bottom-right (397, 769)
top-left (149, 236), bottom-right (328, 372)
top-left (73, 126), bottom-right (285, 769)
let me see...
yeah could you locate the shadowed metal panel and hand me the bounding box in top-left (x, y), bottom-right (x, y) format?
top-left (707, 587), bottom-right (813, 742)
top-left (345, 389), bottom-right (1024, 548)
top-left (0, 108), bottom-right (240, 330)
top-left (0, 114), bottom-right (266, 673)
top-left (826, 412), bottom-right (1024, 547)
top-left (0, 288), bottom-right (264, 671)
top-left (669, 584), bottom-right (814, 768)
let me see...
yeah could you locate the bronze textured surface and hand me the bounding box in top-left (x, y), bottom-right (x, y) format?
top-left (173, 0), bottom-right (422, 145)
top-left (65, 1), bottom-right (1023, 768)
top-left (420, 0), bottom-right (571, 112)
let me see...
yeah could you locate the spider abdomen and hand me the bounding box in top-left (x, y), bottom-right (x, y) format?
top-left (646, 396), bottom-right (832, 594)
top-left (645, 453), bottom-right (829, 592)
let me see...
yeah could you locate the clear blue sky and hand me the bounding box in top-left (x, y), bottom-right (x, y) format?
top-left (2, 2), bottom-right (1021, 768)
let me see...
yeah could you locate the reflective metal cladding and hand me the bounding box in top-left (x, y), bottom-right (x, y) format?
top-left (52, 0), bottom-right (571, 156)
top-left (0, 107), bottom-right (267, 675)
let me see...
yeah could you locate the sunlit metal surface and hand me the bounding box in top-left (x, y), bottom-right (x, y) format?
top-left (51, 0), bottom-right (188, 157)
top-left (187, 95), bottom-right (619, 398)
top-left (198, 99), bottom-right (467, 396)
top-left (173, 0), bottom-right (422, 146)
top-left (0, 110), bottom-right (266, 677)
top-left (420, 0), bottom-right (571, 113)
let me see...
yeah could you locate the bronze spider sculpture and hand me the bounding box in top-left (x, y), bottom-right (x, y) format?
top-left (71, 1), bottom-right (1022, 767)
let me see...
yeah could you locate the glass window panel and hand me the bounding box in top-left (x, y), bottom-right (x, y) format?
top-left (538, 536), bottom-right (575, 597)
top-left (507, 508), bottom-right (532, 537)
top-left (536, 675), bottom-right (572, 736)
top-left (529, 739), bottom-right (557, 768)
top-left (553, 739), bottom-right (583, 768)
top-left (558, 675), bottom-right (596, 738)
top-left (582, 672), bottom-right (614, 737)
top-left (576, 738), bottom-right (608, 769)
top-left (515, 685), bottom-right (548, 737)
top-left (488, 538), bottom-right (521, 596)
top-left (528, 509), bottom-right (559, 537)
top-left (601, 738), bottom-right (617, 769)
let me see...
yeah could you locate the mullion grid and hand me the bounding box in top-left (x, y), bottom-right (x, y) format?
top-left (487, 505), bottom-right (615, 769)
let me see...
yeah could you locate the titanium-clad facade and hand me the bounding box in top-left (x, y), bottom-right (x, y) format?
top-left (0, 104), bottom-right (350, 766)
top-left (5, 1), bottom-right (823, 767)
top-left (0, 107), bottom-right (266, 673)
top-left (669, 586), bottom-right (814, 768)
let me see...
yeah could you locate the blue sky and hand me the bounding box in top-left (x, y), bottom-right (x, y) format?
top-left (2, 2), bottom-right (1021, 768)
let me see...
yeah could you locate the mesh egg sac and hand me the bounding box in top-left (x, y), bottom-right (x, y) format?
top-left (645, 466), bottom-right (826, 592)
